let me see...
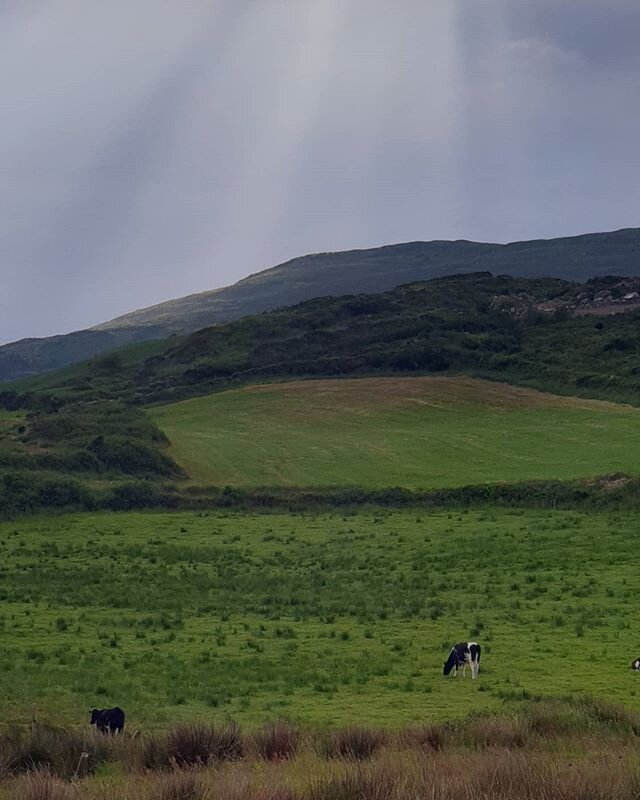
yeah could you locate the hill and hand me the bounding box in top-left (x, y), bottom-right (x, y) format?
top-left (2, 226), bottom-right (640, 382)
top-left (97, 226), bottom-right (640, 333)
top-left (2, 271), bottom-right (640, 513)
top-left (149, 377), bottom-right (640, 488)
top-left (14, 272), bottom-right (639, 408)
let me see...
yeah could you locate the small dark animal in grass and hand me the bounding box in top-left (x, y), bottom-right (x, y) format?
top-left (443, 642), bottom-right (481, 679)
top-left (90, 707), bottom-right (125, 734)
top-left (631, 659), bottom-right (640, 671)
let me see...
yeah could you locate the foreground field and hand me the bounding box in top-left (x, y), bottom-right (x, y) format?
top-left (2, 697), bottom-right (640, 799)
top-left (2, 508), bottom-right (640, 730)
top-left (149, 377), bottom-right (640, 487)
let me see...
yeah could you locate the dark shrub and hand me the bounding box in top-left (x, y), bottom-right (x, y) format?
top-left (88, 435), bottom-right (180, 477)
top-left (0, 474), bottom-right (94, 514)
top-left (250, 722), bottom-right (300, 761)
top-left (0, 725), bottom-right (111, 779)
top-left (319, 727), bottom-right (387, 761)
top-left (402, 723), bottom-right (451, 752)
top-left (105, 481), bottom-right (167, 511)
top-left (165, 723), bottom-right (243, 768)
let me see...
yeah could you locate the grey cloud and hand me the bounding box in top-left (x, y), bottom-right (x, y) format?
top-left (1, 0), bottom-right (639, 343)
top-left (502, 0), bottom-right (640, 69)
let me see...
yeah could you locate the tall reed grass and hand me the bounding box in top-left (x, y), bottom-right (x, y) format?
top-left (2, 696), bottom-right (640, 799)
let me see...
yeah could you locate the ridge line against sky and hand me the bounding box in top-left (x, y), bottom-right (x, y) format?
top-left (1, 0), bottom-right (639, 343)
top-left (5, 223), bottom-right (638, 345)
top-left (93, 223), bottom-right (639, 330)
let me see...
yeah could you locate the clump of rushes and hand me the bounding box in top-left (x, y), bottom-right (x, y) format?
top-left (248, 721), bottom-right (301, 761)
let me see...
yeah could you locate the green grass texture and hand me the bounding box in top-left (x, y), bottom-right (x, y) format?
top-left (2, 507), bottom-right (640, 729)
top-left (148, 377), bottom-right (640, 487)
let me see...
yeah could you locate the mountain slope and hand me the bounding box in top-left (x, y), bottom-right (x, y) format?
top-left (96, 227), bottom-right (640, 332)
top-left (8, 272), bottom-right (640, 409)
top-left (2, 227), bottom-right (640, 382)
top-left (0, 326), bottom-right (168, 385)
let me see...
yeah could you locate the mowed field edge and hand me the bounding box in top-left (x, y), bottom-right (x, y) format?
top-left (148, 377), bottom-right (640, 488)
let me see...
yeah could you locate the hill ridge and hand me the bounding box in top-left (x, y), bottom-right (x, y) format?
top-left (2, 226), bottom-right (640, 382)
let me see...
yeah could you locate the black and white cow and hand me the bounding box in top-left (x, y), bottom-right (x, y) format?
top-left (443, 642), bottom-right (481, 679)
top-left (90, 706), bottom-right (125, 734)
top-left (631, 658), bottom-right (640, 671)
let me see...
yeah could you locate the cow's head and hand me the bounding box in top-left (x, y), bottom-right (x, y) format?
top-left (442, 649), bottom-right (457, 676)
top-left (89, 708), bottom-right (101, 725)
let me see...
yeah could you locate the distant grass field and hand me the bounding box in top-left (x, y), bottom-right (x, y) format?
top-left (149, 377), bottom-right (640, 487)
top-left (2, 508), bottom-right (640, 730)
top-left (0, 409), bottom-right (22, 427)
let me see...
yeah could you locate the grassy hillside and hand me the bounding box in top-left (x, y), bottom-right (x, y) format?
top-left (2, 227), bottom-right (640, 381)
top-left (0, 325), bottom-right (168, 383)
top-left (149, 377), bottom-right (640, 488)
top-left (2, 508), bottom-right (640, 728)
top-left (9, 272), bottom-right (640, 411)
top-left (2, 272), bottom-right (640, 514)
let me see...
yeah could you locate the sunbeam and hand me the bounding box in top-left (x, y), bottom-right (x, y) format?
top-left (1, 0), bottom-right (639, 341)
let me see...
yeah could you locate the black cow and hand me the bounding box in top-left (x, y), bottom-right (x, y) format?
top-left (443, 641), bottom-right (481, 679)
top-left (631, 659), bottom-right (640, 671)
top-left (90, 707), bottom-right (125, 734)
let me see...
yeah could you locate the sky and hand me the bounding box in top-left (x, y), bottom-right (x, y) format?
top-left (1, 0), bottom-right (639, 344)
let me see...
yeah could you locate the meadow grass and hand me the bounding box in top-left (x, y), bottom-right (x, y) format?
top-left (0, 408), bottom-right (24, 445)
top-left (2, 507), bottom-right (640, 730)
top-left (148, 377), bottom-right (640, 487)
top-left (0, 410), bottom-right (22, 423)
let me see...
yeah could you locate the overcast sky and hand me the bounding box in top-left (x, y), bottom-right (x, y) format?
top-left (1, 0), bottom-right (639, 343)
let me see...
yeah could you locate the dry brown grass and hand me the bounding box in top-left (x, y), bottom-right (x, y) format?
top-left (7, 771), bottom-right (80, 800)
top-left (144, 770), bottom-right (210, 800)
top-left (3, 698), bottom-right (640, 799)
top-left (5, 749), bottom-right (640, 800)
top-left (239, 376), bottom-right (632, 413)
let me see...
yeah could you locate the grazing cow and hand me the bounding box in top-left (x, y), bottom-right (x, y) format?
top-left (443, 642), bottom-right (481, 679)
top-left (90, 707), bottom-right (125, 734)
top-left (631, 659), bottom-right (640, 671)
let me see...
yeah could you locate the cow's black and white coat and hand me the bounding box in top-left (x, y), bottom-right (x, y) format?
top-left (631, 658), bottom-right (640, 671)
top-left (443, 642), bottom-right (481, 679)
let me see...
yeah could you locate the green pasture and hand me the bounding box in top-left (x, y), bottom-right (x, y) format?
top-left (149, 377), bottom-right (640, 487)
top-left (1, 507), bottom-right (640, 729)
top-left (0, 409), bottom-right (22, 429)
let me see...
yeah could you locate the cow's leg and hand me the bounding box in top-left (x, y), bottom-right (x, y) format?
top-left (471, 657), bottom-right (479, 679)
top-left (466, 653), bottom-right (474, 679)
